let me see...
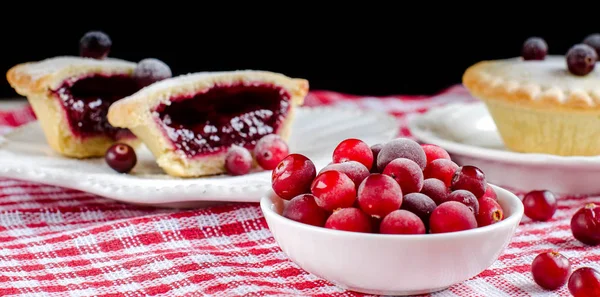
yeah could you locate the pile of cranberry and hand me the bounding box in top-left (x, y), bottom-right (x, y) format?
top-left (522, 33), bottom-right (600, 76)
top-left (271, 137), bottom-right (503, 235)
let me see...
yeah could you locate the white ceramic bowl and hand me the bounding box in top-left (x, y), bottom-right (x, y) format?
top-left (260, 184), bottom-right (524, 296)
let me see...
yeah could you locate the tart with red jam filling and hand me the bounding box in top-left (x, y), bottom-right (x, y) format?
top-left (107, 70), bottom-right (309, 177)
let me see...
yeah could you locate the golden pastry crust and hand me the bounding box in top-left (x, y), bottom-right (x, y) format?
top-left (463, 56), bottom-right (600, 111)
top-left (107, 70), bottom-right (309, 177)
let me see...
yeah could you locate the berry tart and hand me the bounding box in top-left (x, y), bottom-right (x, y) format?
top-left (107, 70), bottom-right (309, 177)
top-left (462, 35), bottom-right (600, 156)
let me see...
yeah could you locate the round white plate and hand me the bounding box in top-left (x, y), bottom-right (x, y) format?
top-left (407, 100), bottom-right (600, 195)
top-left (0, 106), bottom-right (399, 207)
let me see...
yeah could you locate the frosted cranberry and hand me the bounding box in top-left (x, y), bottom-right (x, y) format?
top-left (224, 146), bottom-right (252, 175)
top-left (531, 251), bottom-right (571, 290)
top-left (357, 174), bottom-right (403, 218)
top-left (521, 37), bottom-right (548, 60)
top-left (571, 203), bottom-right (600, 245)
top-left (451, 165), bottom-right (486, 198)
top-left (400, 193), bottom-right (437, 228)
top-left (421, 144), bottom-right (451, 166)
top-left (105, 143), bottom-right (137, 173)
top-left (567, 44), bottom-right (598, 76)
top-left (332, 138), bottom-right (374, 170)
top-left (523, 190), bottom-right (557, 221)
top-left (423, 159), bottom-right (459, 187)
top-left (429, 201), bottom-right (477, 234)
top-left (476, 197), bottom-right (504, 227)
top-left (584, 33), bottom-right (600, 56)
top-left (420, 178), bottom-right (449, 205)
top-left (482, 184), bottom-right (497, 201)
top-left (311, 171), bottom-right (356, 211)
top-left (447, 190), bottom-right (479, 215)
top-left (271, 154), bottom-right (316, 200)
top-left (79, 31), bottom-right (111, 59)
top-left (254, 134), bottom-right (289, 170)
top-left (380, 210), bottom-right (426, 235)
top-left (377, 138), bottom-right (427, 172)
top-left (382, 158), bottom-right (424, 194)
top-left (370, 143), bottom-right (383, 173)
top-left (133, 58), bottom-right (173, 88)
top-left (325, 208), bottom-right (372, 233)
top-left (568, 267), bottom-right (600, 297)
top-left (283, 194), bottom-right (328, 227)
top-left (319, 161), bottom-right (369, 190)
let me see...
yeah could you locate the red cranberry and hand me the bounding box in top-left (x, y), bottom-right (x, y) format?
top-left (451, 165), bottom-right (486, 198)
top-left (370, 143), bottom-right (383, 173)
top-left (400, 193), bottom-right (437, 229)
top-left (531, 251), bottom-right (571, 290)
top-left (521, 37), bottom-right (548, 60)
top-left (357, 174), bottom-right (403, 218)
top-left (571, 203), bottom-right (600, 245)
top-left (79, 31), bottom-right (111, 59)
top-left (332, 138), bottom-right (374, 170)
top-left (523, 190), bottom-right (557, 222)
top-left (105, 143), bottom-right (137, 173)
top-left (421, 144), bottom-right (451, 166)
top-left (447, 190), bottom-right (479, 215)
top-left (382, 158), bottom-right (424, 194)
top-left (566, 44), bottom-right (598, 76)
top-left (133, 58), bottom-right (173, 88)
top-left (311, 171), bottom-right (356, 211)
top-left (324, 208), bottom-right (372, 233)
top-left (583, 33), bottom-right (600, 56)
top-left (271, 154), bottom-right (316, 200)
top-left (380, 210), bottom-right (426, 235)
top-left (377, 138), bottom-right (427, 172)
top-left (423, 159), bottom-right (459, 187)
top-left (224, 146), bottom-right (252, 175)
top-left (476, 197), bottom-right (504, 227)
top-left (429, 201), bottom-right (477, 234)
top-left (482, 184), bottom-right (497, 201)
top-left (420, 178), bottom-right (449, 205)
top-left (568, 267), bottom-right (600, 297)
top-left (283, 194), bottom-right (328, 227)
top-left (254, 134), bottom-right (289, 170)
top-left (319, 161), bottom-right (370, 190)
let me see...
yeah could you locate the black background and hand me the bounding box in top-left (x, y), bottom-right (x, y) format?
top-left (1, 15), bottom-right (598, 98)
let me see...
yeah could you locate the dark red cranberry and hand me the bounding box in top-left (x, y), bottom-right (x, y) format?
top-left (400, 193), bottom-right (437, 229)
top-left (583, 33), bottom-right (600, 57)
top-left (420, 178), bottom-right (449, 205)
top-left (332, 138), bottom-right (374, 170)
top-left (531, 251), bottom-right (571, 290)
top-left (429, 201), bottom-right (477, 234)
top-left (571, 203), bottom-right (600, 245)
top-left (369, 143), bottom-right (383, 173)
top-left (311, 171), bottom-right (356, 211)
top-left (421, 144), bottom-right (451, 166)
top-left (566, 44), bottom-right (598, 76)
top-left (224, 146), bottom-right (253, 175)
top-left (133, 58), bottom-right (173, 88)
top-left (105, 143), bottom-right (137, 173)
top-left (447, 190), bottom-right (479, 215)
top-left (319, 161), bottom-right (370, 190)
top-left (283, 194), bottom-right (328, 227)
top-left (79, 31), bottom-right (112, 59)
top-left (271, 154), bottom-right (316, 200)
top-left (382, 158), bottom-right (424, 194)
top-left (357, 174), bottom-right (403, 218)
top-left (482, 184), bottom-right (497, 201)
top-left (324, 208), bottom-right (372, 233)
top-left (380, 209), bottom-right (426, 235)
top-left (423, 159), bottom-right (459, 187)
top-left (523, 190), bottom-right (557, 221)
top-left (254, 134), bottom-right (289, 170)
top-left (477, 197), bottom-right (504, 227)
top-left (521, 37), bottom-right (548, 60)
top-left (451, 165), bottom-right (486, 198)
top-left (377, 138), bottom-right (427, 171)
top-left (568, 267), bottom-right (600, 297)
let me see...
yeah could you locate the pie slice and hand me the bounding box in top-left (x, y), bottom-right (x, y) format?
top-left (107, 70), bottom-right (309, 177)
top-left (6, 56), bottom-right (143, 158)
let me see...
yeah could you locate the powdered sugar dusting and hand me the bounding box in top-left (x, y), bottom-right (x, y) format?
top-left (376, 138), bottom-right (427, 171)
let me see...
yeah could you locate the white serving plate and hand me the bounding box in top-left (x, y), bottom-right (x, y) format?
top-left (0, 106), bottom-right (398, 207)
top-left (407, 101), bottom-right (600, 195)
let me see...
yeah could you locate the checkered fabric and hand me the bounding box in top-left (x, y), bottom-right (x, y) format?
top-left (0, 85), bottom-right (597, 297)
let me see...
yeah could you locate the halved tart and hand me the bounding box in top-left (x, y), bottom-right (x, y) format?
top-left (6, 56), bottom-right (143, 158)
top-left (107, 70), bottom-right (309, 177)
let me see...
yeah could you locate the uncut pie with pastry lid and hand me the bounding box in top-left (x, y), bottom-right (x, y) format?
top-left (107, 70), bottom-right (309, 177)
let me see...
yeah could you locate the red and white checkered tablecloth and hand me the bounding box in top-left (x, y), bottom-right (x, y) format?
top-left (0, 85), bottom-right (598, 297)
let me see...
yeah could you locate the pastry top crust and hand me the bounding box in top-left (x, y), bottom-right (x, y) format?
top-left (107, 70), bottom-right (309, 128)
top-left (463, 55), bottom-right (600, 110)
top-left (6, 56), bottom-right (137, 96)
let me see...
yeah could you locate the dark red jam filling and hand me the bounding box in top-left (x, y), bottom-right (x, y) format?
top-left (52, 74), bottom-right (141, 139)
top-left (155, 83), bottom-right (291, 158)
